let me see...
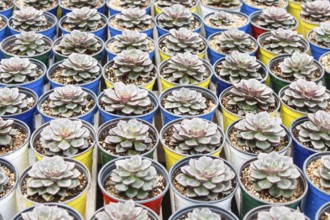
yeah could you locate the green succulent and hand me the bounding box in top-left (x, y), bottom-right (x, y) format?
top-left (11, 32), bottom-right (50, 56)
top-left (0, 87), bottom-right (30, 115)
top-left (62, 0), bottom-right (98, 9)
top-left (256, 7), bottom-right (296, 30)
top-left (313, 155), bottom-right (330, 189)
top-left (10, 7), bottom-right (49, 32)
top-left (206, 0), bottom-right (241, 8)
top-left (311, 22), bottom-right (330, 48)
top-left (22, 0), bottom-right (57, 10)
top-left (257, 206), bottom-right (306, 220)
top-left (0, 166), bottom-right (9, 193)
top-left (157, 0), bottom-right (196, 8)
top-left (111, 30), bottom-right (152, 54)
top-left (186, 208), bottom-right (221, 220)
top-left (157, 4), bottom-right (195, 30)
top-left (21, 205), bottom-right (74, 220)
top-left (64, 7), bottom-right (103, 32)
top-left (114, 8), bottom-right (153, 31)
top-left (209, 11), bottom-right (235, 27)
top-left (301, 1), bottom-right (330, 23)
top-left (0, 118), bottom-right (17, 146)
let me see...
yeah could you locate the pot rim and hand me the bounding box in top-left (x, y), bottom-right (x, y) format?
top-left (0, 158), bottom-right (19, 203)
top-left (0, 14), bottom-right (8, 32)
top-left (59, 0), bottom-right (106, 11)
top-left (315, 201), bottom-right (330, 220)
top-left (307, 30), bottom-right (330, 50)
top-left (203, 10), bottom-right (250, 30)
top-left (0, 3), bottom-right (14, 13)
top-left (107, 14), bottom-right (155, 32)
top-left (14, 0), bottom-right (59, 12)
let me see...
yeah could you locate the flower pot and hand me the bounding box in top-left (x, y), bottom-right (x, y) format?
top-left (159, 85), bottom-right (219, 125)
top-left (107, 2), bottom-right (151, 15)
top-left (0, 4), bottom-right (14, 18)
top-left (0, 158), bottom-right (19, 220)
top-left (30, 120), bottom-right (96, 172)
top-left (14, 0), bottom-right (59, 16)
top-left (200, 1), bottom-right (242, 18)
top-left (239, 158), bottom-right (308, 218)
top-left (157, 34), bottom-right (208, 62)
top-left (102, 60), bottom-right (157, 91)
top-left (46, 60), bottom-right (102, 95)
top-left (320, 52), bottom-right (330, 91)
top-left (288, 0), bottom-right (303, 34)
top-left (315, 202), bottom-right (330, 220)
top-left (37, 87), bottom-right (97, 124)
top-left (18, 158), bottom-right (91, 217)
top-left (302, 152), bottom-right (330, 219)
top-left (59, 13), bottom-right (107, 41)
top-left (300, 15), bottom-right (319, 39)
top-left (155, 13), bottom-right (202, 37)
top-left (97, 88), bottom-right (159, 124)
top-left (242, 0), bottom-right (288, 15)
top-left (97, 118), bottom-right (159, 166)
top-left (97, 157), bottom-right (169, 215)
top-left (204, 11), bottom-right (250, 38)
top-left (8, 12), bottom-right (57, 40)
top-left (243, 205), bottom-right (309, 220)
top-left (268, 54), bottom-right (324, 94)
top-left (308, 31), bottom-right (330, 61)
top-left (154, 1), bottom-right (198, 15)
top-left (59, 0), bottom-right (106, 17)
top-left (1, 35), bottom-right (52, 67)
top-left (0, 15), bottom-right (7, 41)
top-left (226, 119), bottom-right (291, 171)
top-left (159, 58), bottom-right (213, 91)
top-left (169, 155), bottom-right (238, 212)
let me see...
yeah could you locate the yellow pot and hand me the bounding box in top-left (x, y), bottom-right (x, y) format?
top-left (154, 2), bottom-right (198, 15)
top-left (288, 0), bottom-right (303, 34)
top-left (301, 16), bottom-right (320, 39)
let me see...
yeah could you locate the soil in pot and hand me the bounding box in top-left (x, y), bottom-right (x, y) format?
top-left (0, 127), bottom-right (28, 156)
top-left (209, 35), bottom-right (256, 55)
top-left (321, 53), bottom-right (330, 73)
top-left (61, 17), bottom-right (105, 32)
top-left (61, 0), bottom-right (103, 9)
top-left (244, 0), bottom-right (287, 9)
top-left (0, 0), bottom-right (13, 10)
top-left (107, 38), bottom-right (154, 55)
top-left (107, 0), bottom-right (149, 11)
top-left (49, 66), bottom-right (100, 85)
top-left (109, 17), bottom-right (153, 31)
top-left (306, 158), bottom-right (330, 193)
top-left (156, 0), bottom-right (197, 9)
top-left (0, 164), bottom-right (16, 199)
top-left (15, 0), bottom-right (58, 11)
top-left (10, 19), bottom-right (53, 32)
top-left (204, 14), bottom-right (247, 29)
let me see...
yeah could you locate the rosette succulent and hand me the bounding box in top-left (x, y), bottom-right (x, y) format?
top-left (157, 4), bottom-right (194, 30)
top-left (0, 167), bottom-right (9, 193)
top-left (296, 111), bottom-right (330, 151)
top-left (112, 0), bottom-right (148, 9)
top-left (10, 32), bottom-right (50, 56)
top-left (162, 52), bottom-right (209, 84)
top-left (256, 7), bottom-right (296, 30)
top-left (39, 119), bottom-right (91, 157)
top-left (22, 0), bottom-right (57, 10)
top-left (186, 208), bottom-right (221, 220)
top-left (114, 8), bottom-right (153, 31)
top-left (0, 87), bottom-right (30, 115)
top-left (64, 7), bottom-right (103, 32)
top-left (95, 200), bottom-right (148, 220)
top-left (0, 0), bottom-right (12, 10)
top-left (0, 118), bottom-right (17, 146)
top-left (218, 51), bottom-right (263, 83)
top-left (164, 87), bottom-right (208, 115)
top-left (100, 82), bottom-right (152, 115)
top-left (209, 11), bottom-right (235, 27)
top-left (249, 152), bottom-right (301, 198)
top-left (62, 0), bottom-right (98, 9)
top-left (254, 0), bottom-right (280, 6)
top-left (226, 79), bottom-right (276, 116)
top-left (157, 0), bottom-right (196, 8)
top-left (257, 206), bottom-right (306, 220)
top-left (313, 155), bottom-right (330, 189)
top-left (301, 1), bottom-right (330, 23)
top-left (206, 0), bottom-right (241, 8)
top-left (10, 7), bottom-right (48, 31)
top-left (21, 205), bottom-right (74, 220)
top-left (281, 79), bottom-right (330, 113)
top-left (0, 57), bottom-right (39, 84)
top-left (175, 156), bottom-right (235, 200)
top-left (110, 156), bottom-right (157, 199)
top-left (26, 156), bottom-right (82, 201)
top-left (54, 30), bottom-right (102, 56)
top-left (111, 30), bottom-right (151, 54)
top-left (233, 112), bottom-right (286, 152)
top-left (169, 118), bottom-right (222, 154)
top-left (104, 119), bottom-right (153, 155)
top-left (162, 28), bottom-right (205, 56)
top-left (310, 22), bottom-right (330, 48)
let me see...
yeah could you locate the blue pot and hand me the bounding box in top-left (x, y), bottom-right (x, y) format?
top-left (8, 12), bottom-right (57, 40)
top-left (308, 31), bottom-right (330, 61)
top-left (315, 202), bottom-right (330, 220)
top-left (155, 13), bottom-right (202, 37)
top-left (204, 11), bottom-right (250, 38)
top-left (159, 85), bottom-right (219, 124)
top-left (37, 88), bottom-right (98, 124)
top-left (97, 89), bottom-right (159, 124)
top-left (0, 15), bottom-right (7, 59)
top-left (14, 0), bottom-right (59, 16)
top-left (108, 4), bottom-right (151, 15)
top-left (302, 152), bottom-right (330, 219)
top-left (0, 4), bottom-right (13, 18)
top-left (241, 1), bottom-right (262, 15)
top-left (59, 0), bottom-right (106, 17)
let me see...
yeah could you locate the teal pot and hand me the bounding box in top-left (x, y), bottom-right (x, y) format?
top-left (268, 54), bottom-right (324, 94)
top-left (59, 0), bottom-right (106, 17)
top-left (14, 0), bottom-right (59, 16)
top-left (319, 52), bottom-right (330, 90)
top-left (97, 118), bottom-right (159, 166)
top-left (315, 202), bottom-right (330, 220)
top-left (169, 204), bottom-right (239, 220)
top-left (239, 158), bottom-right (308, 218)
top-left (0, 35), bottom-right (52, 67)
top-left (243, 205), bottom-right (309, 220)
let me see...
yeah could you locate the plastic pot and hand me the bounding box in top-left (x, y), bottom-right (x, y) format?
top-left (302, 152), bottom-right (330, 219)
top-left (102, 60), bottom-right (157, 91)
top-left (154, 0), bottom-right (198, 15)
top-left (59, 0), bottom-right (106, 17)
top-left (37, 87), bottom-right (97, 125)
top-left (0, 14), bottom-right (7, 41)
top-left (308, 30), bottom-right (330, 61)
top-left (30, 120), bottom-right (96, 172)
top-left (14, 0), bottom-right (59, 16)
top-left (242, 0), bottom-right (288, 15)
top-left (107, 2), bottom-right (151, 15)
top-left (18, 158), bottom-right (91, 217)
top-left (239, 158), bottom-right (308, 218)
top-left (97, 88), bottom-right (159, 124)
top-left (98, 157), bottom-right (169, 215)
top-left (0, 158), bottom-right (19, 220)
top-left (300, 15), bottom-right (319, 39)
top-left (315, 202), bottom-right (330, 220)
top-left (0, 4), bottom-right (14, 18)
top-left (97, 118), bottom-right (159, 166)
top-left (288, 0), bottom-right (303, 34)
top-left (159, 85), bottom-right (219, 125)
top-left (320, 52), bottom-right (330, 90)
top-left (200, 1), bottom-right (242, 18)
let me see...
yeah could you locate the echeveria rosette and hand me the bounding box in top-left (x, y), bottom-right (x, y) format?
top-left (157, 4), bottom-right (194, 30)
top-left (112, 0), bottom-right (149, 10)
top-left (0, 87), bottom-right (29, 116)
top-left (64, 7), bottom-right (103, 32)
top-left (311, 22), bottom-right (330, 48)
top-left (114, 8), bottom-right (153, 31)
top-left (256, 7), bottom-right (296, 30)
top-left (301, 1), bottom-right (330, 23)
top-left (11, 32), bottom-right (49, 56)
top-left (186, 208), bottom-right (221, 220)
top-left (21, 205), bottom-right (74, 220)
top-left (254, 0), bottom-right (280, 6)
top-left (206, 0), bottom-right (241, 8)
top-left (112, 30), bottom-right (151, 54)
top-left (62, 0), bottom-right (98, 9)
top-left (0, 118), bottom-right (17, 146)
top-left (313, 155), bottom-right (330, 189)
top-left (157, 0), bottom-right (196, 9)
top-left (10, 7), bottom-right (48, 32)
top-left (0, 166), bottom-right (9, 193)
top-left (22, 0), bottom-right (57, 11)
top-left (209, 11), bottom-right (235, 27)
top-left (257, 206), bottom-right (306, 220)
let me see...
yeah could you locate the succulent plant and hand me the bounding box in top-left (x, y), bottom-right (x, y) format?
top-left (162, 28), bottom-right (205, 56)
top-left (281, 79), bottom-right (330, 113)
top-left (115, 8), bottom-right (153, 31)
top-left (218, 51), bottom-right (263, 83)
top-left (301, 1), bottom-right (330, 23)
top-left (0, 87), bottom-right (30, 115)
top-left (0, 167), bottom-right (9, 193)
top-left (162, 52), bottom-right (209, 84)
top-left (186, 208), bottom-right (221, 220)
top-left (0, 0), bottom-right (12, 10)
top-left (175, 156), bottom-right (235, 200)
top-left (95, 200), bottom-right (148, 220)
top-left (100, 82), bottom-right (152, 115)
top-left (164, 87), bottom-right (208, 115)
top-left (234, 112), bottom-right (286, 152)
top-left (249, 152), bottom-right (301, 198)
top-left (47, 85), bottom-right (89, 118)
top-left (64, 7), bottom-right (103, 32)
top-left (54, 30), bottom-right (102, 56)
top-left (40, 119), bottom-right (90, 157)
top-left (226, 79), bottom-right (276, 116)
top-left (113, 0), bottom-right (148, 9)
top-left (10, 7), bottom-right (48, 32)
top-left (257, 206), bottom-right (306, 220)
top-left (313, 155), bottom-right (330, 189)
top-left (10, 32), bottom-right (50, 56)
top-left (209, 10), bottom-right (235, 27)
top-left (58, 53), bottom-right (100, 84)
top-left (261, 29), bottom-right (306, 54)
top-left (256, 7), bottom-right (296, 30)
top-left (104, 119), bottom-right (153, 155)
top-left (254, 0), bottom-right (280, 6)
top-left (296, 111), bottom-right (330, 151)
top-left (21, 205), bottom-right (74, 220)
top-left (0, 57), bottom-right (39, 84)
top-left (111, 30), bottom-right (151, 54)
top-left (0, 118), bottom-right (16, 146)
top-left (311, 22), bottom-right (330, 48)
top-left (62, 0), bottom-right (98, 9)
top-left (169, 118), bottom-right (222, 154)
top-left (157, 0), bottom-right (196, 8)
top-left (26, 156), bottom-right (82, 201)
top-left (110, 156), bottom-right (157, 200)
top-left (22, 0), bottom-right (57, 10)
top-left (157, 4), bottom-right (194, 30)
top-left (206, 0), bottom-right (241, 8)
top-left (215, 29), bottom-right (256, 54)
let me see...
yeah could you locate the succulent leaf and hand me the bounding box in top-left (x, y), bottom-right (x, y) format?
top-left (22, 0), bottom-right (57, 11)
top-left (314, 155), bottom-right (330, 189)
top-left (62, 0), bottom-right (98, 9)
top-left (114, 8), bottom-right (153, 31)
top-left (257, 206), bottom-right (306, 220)
top-left (206, 0), bottom-right (241, 8)
top-left (0, 166), bottom-right (9, 193)
top-left (209, 11), bottom-right (235, 27)
top-left (64, 7), bottom-right (103, 32)
top-left (0, 118), bottom-right (16, 146)
top-left (157, 4), bottom-right (195, 30)
top-left (11, 7), bottom-right (48, 32)
top-left (301, 1), bottom-right (330, 23)
top-left (185, 208), bottom-right (221, 220)
top-left (21, 204), bottom-right (74, 220)
top-left (256, 7), bottom-right (296, 30)
top-left (0, 87), bottom-right (30, 115)
top-left (253, 0), bottom-right (280, 6)
top-left (10, 32), bottom-right (49, 56)
top-left (157, 0), bottom-right (196, 8)
top-left (112, 30), bottom-right (152, 54)
top-left (0, 0), bottom-right (12, 10)
top-left (311, 22), bottom-right (330, 48)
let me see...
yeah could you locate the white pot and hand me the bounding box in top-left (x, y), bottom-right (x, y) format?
top-left (200, 2), bottom-right (242, 18)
